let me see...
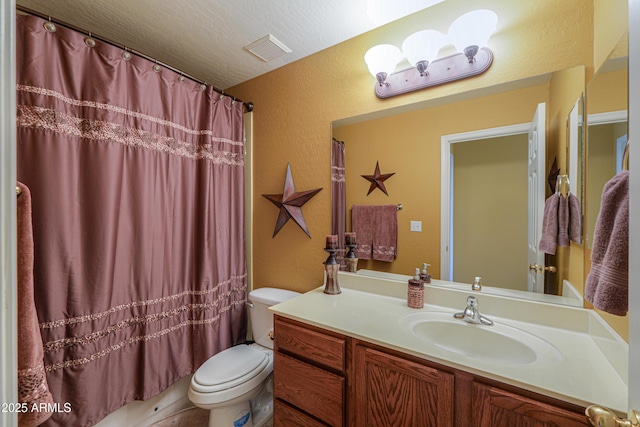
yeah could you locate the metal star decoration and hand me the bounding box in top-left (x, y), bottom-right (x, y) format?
top-left (262, 163), bottom-right (322, 238)
top-left (547, 156), bottom-right (561, 194)
top-left (361, 161), bottom-right (395, 196)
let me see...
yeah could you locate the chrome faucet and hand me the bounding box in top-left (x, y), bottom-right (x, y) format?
top-left (454, 296), bottom-right (493, 326)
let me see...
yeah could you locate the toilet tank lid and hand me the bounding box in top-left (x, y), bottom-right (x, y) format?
top-left (249, 287), bottom-right (300, 305)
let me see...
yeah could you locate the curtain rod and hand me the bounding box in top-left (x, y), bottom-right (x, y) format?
top-left (16, 5), bottom-right (254, 112)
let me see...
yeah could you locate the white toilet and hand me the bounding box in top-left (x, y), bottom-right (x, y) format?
top-left (188, 287), bottom-right (299, 427)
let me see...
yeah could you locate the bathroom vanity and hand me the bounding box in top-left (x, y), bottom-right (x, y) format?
top-left (270, 273), bottom-right (627, 426)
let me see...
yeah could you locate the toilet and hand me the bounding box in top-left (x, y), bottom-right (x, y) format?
top-left (188, 287), bottom-right (300, 427)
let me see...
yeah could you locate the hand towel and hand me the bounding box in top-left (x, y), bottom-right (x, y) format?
top-left (557, 195), bottom-right (570, 247)
top-left (352, 205), bottom-right (373, 259)
top-left (372, 205), bottom-right (398, 262)
top-left (539, 195), bottom-right (560, 255)
top-left (568, 193), bottom-right (582, 245)
top-left (584, 171), bottom-right (629, 316)
top-left (16, 182), bottom-right (54, 426)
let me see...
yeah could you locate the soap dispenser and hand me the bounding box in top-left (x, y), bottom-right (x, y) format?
top-left (420, 263), bottom-right (432, 284)
top-left (407, 268), bottom-right (424, 309)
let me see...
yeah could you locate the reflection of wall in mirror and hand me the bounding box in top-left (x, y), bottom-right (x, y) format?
top-left (586, 67), bottom-right (628, 250)
top-left (452, 135), bottom-right (528, 290)
top-left (332, 83), bottom-right (548, 278)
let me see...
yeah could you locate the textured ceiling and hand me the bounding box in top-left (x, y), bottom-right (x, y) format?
top-left (15, 0), bottom-right (445, 90)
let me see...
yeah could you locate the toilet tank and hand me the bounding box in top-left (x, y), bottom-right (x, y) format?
top-left (249, 287), bottom-right (300, 349)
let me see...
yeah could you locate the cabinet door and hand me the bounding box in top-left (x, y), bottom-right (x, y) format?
top-left (472, 382), bottom-right (589, 427)
top-left (353, 345), bottom-right (455, 427)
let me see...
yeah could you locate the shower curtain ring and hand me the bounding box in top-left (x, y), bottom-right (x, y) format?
top-left (84, 33), bottom-right (96, 48)
top-left (44, 17), bottom-right (57, 32)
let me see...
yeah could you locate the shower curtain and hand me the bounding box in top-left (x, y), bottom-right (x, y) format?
top-left (16, 14), bottom-right (247, 427)
top-left (331, 138), bottom-right (346, 267)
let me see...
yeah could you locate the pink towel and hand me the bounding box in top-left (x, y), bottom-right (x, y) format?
top-left (16, 182), bottom-right (54, 426)
top-left (539, 193), bottom-right (582, 254)
top-left (352, 205), bottom-right (373, 260)
top-left (558, 195), bottom-right (571, 247)
top-left (584, 171), bottom-right (629, 316)
top-left (351, 205), bottom-right (397, 262)
top-left (539, 195), bottom-right (560, 255)
top-left (568, 193), bottom-right (582, 245)
top-left (372, 205), bottom-right (397, 262)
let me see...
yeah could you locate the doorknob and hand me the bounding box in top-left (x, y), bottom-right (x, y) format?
top-left (529, 264), bottom-right (557, 273)
top-left (585, 405), bottom-right (640, 426)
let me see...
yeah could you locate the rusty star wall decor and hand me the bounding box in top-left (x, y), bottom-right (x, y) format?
top-left (547, 156), bottom-right (560, 194)
top-left (262, 163), bottom-right (322, 238)
top-left (361, 161), bottom-right (395, 196)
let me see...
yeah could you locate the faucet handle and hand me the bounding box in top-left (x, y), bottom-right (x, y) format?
top-left (472, 276), bottom-right (482, 291)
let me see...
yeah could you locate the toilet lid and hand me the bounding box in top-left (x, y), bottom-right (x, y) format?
top-left (192, 345), bottom-right (268, 392)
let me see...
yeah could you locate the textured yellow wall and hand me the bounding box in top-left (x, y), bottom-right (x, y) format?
top-left (229, 0), bottom-right (594, 293)
top-left (594, 0), bottom-right (628, 71)
top-left (332, 84), bottom-right (547, 279)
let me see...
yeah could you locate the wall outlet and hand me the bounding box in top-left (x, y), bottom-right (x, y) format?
top-left (410, 221), bottom-right (422, 232)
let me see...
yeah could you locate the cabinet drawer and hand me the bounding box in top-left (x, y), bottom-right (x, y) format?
top-left (274, 400), bottom-right (329, 427)
top-left (274, 351), bottom-right (344, 427)
top-left (275, 316), bottom-right (345, 372)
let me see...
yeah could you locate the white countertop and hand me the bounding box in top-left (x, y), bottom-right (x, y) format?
top-left (270, 272), bottom-right (628, 413)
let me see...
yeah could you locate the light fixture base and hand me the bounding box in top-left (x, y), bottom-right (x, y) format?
top-left (374, 47), bottom-right (493, 99)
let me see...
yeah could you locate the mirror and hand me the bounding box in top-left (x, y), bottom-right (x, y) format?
top-left (585, 37), bottom-right (628, 250)
top-left (332, 65), bottom-right (586, 306)
top-left (583, 33), bottom-right (629, 338)
top-left (566, 93), bottom-right (585, 245)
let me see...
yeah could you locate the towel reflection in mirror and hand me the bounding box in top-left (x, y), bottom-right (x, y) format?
top-left (539, 175), bottom-right (582, 255)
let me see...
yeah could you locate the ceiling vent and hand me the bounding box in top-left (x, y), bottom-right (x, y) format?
top-left (244, 34), bottom-right (292, 62)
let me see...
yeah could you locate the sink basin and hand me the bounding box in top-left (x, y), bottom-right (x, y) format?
top-left (400, 311), bottom-right (561, 366)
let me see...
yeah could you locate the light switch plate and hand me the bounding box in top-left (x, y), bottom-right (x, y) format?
top-left (410, 221), bottom-right (422, 232)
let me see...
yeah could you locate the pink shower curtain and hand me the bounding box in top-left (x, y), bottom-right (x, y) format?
top-left (331, 138), bottom-right (346, 268)
top-left (16, 14), bottom-right (247, 427)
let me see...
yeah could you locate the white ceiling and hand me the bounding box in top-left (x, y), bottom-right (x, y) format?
top-left (16, 0), bottom-right (445, 90)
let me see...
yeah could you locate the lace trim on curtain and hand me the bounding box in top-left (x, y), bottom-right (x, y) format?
top-left (39, 273), bottom-right (247, 329)
top-left (42, 288), bottom-right (245, 353)
top-left (45, 299), bottom-right (246, 372)
top-left (17, 84), bottom-right (243, 146)
top-left (17, 105), bottom-right (244, 165)
top-left (331, 165), bottom-right (345, 182)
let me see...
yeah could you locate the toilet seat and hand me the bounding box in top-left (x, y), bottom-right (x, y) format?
top-left (191, 345), bottom-right (269, 394)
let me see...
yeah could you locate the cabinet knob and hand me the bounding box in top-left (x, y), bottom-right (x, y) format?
top-left (585, 405), bottom-right (640, 427)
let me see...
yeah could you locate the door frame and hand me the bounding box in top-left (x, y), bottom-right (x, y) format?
top-left (440, 123), bottom-right (530, 281)
top-left (628, 0), bottom-right (639, 409)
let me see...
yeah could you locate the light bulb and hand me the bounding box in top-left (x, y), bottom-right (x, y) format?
top-left (448, 9), bottom-right (497, 62)
top-left (402, 30), bottom-right (445, 75)
top-left (364, 44), bottom-right (404, 85)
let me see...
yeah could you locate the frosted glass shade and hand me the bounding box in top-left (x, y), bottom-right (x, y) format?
top-left (448, 9), bottom-right (497, 52)
top-left (402, 30), bottom-right (445, 66)
top-left (364, 44), bottom-right (404, 78)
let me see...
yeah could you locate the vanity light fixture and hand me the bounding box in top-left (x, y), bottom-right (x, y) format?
top-left (364, 9), bottom-right (498, 98)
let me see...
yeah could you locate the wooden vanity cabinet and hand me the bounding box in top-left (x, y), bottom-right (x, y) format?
top-left (273, 315), bottom-right (589, 427)
top-left (471, 382), bottom-right (589, 427)
top-left (273, 316), bottom-right (347, 427)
